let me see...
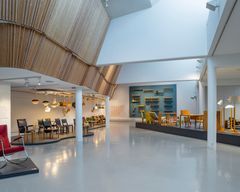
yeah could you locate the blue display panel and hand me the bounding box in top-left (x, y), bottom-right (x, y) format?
top-left (129, 84), bottom-right (177, 117)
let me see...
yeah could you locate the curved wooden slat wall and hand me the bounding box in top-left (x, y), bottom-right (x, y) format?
top-left (0, 0), bottom-right (121, 97)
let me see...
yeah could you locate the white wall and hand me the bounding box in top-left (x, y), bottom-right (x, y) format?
top-left (117, 59), bottom-right (200, 84)
top-left (98, 0), bottom-right (208, 65)
top-left (0, 84), bottom-right (11, 139)
top-left (11, 91), bottom-right (105, 135)
top-left (110, 81), bottom-right (198, 120)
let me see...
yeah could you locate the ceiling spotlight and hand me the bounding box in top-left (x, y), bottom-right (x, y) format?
top-left (105, 0), bottom-right (109, 7)
top-left (206, 0), bottom-right (219, 11)
top-left (217, 99), bottom-right (223, 106)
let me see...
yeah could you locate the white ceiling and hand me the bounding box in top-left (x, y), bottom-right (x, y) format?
top-left (203, 67), bottom-right (240, 86)
top-left (215, 0), bottom-right (240, 55)
top-left (102, 0), bottom-right (152, 18)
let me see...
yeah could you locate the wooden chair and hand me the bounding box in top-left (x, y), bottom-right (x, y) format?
top-left (0, 124), bottom-right (28, 168)
top-left (16, 119), bottom-right (35, 142)
top-left (166, 113), bottom-right (177, 126)
top-left (180, 110), bottom-right (191, 128)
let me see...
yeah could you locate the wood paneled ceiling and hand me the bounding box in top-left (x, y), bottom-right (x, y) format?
top-left (0, 0), bottom-right (121, 97)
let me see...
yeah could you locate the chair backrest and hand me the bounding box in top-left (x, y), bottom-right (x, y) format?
top-left (17, 119), bottom-right (28, 133)
top-left (55, 118), bottom-right (62, 126)
top-left (0, 125), bottom-right (11, 150)
top-left (43, 119), bottom-right (52, 128)
top-left (145, 112), bottom-right (152, 124)
top-left (38, 119), bottom-right (44, 128)
top-left (62, 119), bottom-right (68, 126)
top-left (158, 112), bottom-right (162, 124)
top-left (149, 112), bottom-right (158, 120)
top-left (73, 119), bottom-right (76, 126)
top-left (181, 110), bottom-right (190, 116)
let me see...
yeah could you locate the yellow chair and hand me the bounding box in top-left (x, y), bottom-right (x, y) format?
top-left (149, 112), bottom-right (158, 124)
top-left (166, 113), bottom-right (177, 126)
top-left (145, 112), bottom-right (152, 124)
top-left (158, 112), bottom-right (162, 125)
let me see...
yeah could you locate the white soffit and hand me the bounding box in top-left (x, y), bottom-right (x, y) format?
top-left (0, 68), bottom-right (91, 92)
top-left (102, 0), bottom-right (152, 18)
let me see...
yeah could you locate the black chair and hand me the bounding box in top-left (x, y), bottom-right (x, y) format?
top-left (55, 118), bottom-right (65, 134)
top-left (43, 119), bottom-right (59, 138)
top-left (17, 119), bottom-right (34, 135)
top-left (61, 119), bottom-right (74, 133)
top-left (17, 119), bottom-right (35, 142)
top-left (38, 119), bottom-right (44, 134)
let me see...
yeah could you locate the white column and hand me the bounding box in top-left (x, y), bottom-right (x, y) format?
top-left (75, 87), bottom-right (83, 142)
top-left (207, 60), bottom-right (217, 149)
top-left (198, 81), bottom-right (206, 114)
top-left (105, 96), bottom-right (110, 128)
top-left (0, 84), bottom-right (11, 140)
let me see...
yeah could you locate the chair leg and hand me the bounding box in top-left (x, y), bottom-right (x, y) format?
top-left (0, 137), bottom-right (29, 165)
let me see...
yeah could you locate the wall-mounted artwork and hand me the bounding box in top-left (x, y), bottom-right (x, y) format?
top-left (129, 84), bottom-right (177, 117)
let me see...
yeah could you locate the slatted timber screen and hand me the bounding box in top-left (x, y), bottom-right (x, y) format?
top-left (0, 0), bottom-right (120, 97)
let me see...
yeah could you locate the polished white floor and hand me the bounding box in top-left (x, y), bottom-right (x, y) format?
top-left (1, 122), bottom-right (240, 192)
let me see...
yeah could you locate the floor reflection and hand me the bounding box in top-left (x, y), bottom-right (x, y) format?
top-left (1, 122), bottom-right (240, 192)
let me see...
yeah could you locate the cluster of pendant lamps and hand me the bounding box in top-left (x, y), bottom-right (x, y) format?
top-left (32, 93), bottom-right (74, 113)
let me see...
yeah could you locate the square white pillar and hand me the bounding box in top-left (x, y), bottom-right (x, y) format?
top-left (198, 81), bottom-right (206, 114)
top-left (75, 87), bottom-right (83, 142)
top-left (0, 84), bottom-right (11, 140)
top-left (207, 60), bottom-right (217, 149)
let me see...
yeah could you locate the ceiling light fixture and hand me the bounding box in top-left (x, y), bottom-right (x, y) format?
top-left (32, 99), bottom-right (39, 105)
top-left (206, 0), bottom-right (219, 11)
top-left (42, 100), bottom-right (50, 106)
top-left (38, 77), bottom-right (41, 86)
top-left (225, 104), bottom-right (234, 109)
top-left (45, 106), bottom-right (51, 113)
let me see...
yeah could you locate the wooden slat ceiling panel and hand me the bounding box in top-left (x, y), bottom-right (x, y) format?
top-left (0, 0), bottom-right (120, 97)
top-left (45, 0), bottom-right (83, 46)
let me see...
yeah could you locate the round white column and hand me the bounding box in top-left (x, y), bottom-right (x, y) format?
top-left (75, 87), bottom-right (83, 142)
top-left (207, 60), bottom-right (217, 149)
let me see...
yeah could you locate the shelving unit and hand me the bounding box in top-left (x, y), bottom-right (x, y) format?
top-left (164, 97), bottom-right (173, 113)
top-left (131, 95), bottom-right (140, 103)
top-left (129, 85), bottom-right (176, 117)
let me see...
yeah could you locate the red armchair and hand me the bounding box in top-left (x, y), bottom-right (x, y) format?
top-left (0, 124), bottom-right (28, 168)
